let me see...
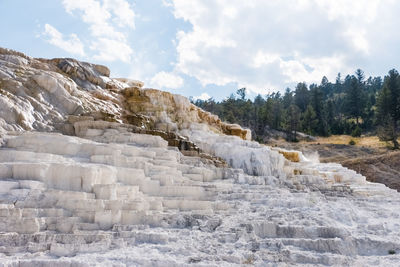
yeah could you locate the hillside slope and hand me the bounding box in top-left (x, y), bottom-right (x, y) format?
top-left (276, 136), bottom-right (400, 192)
top-left (341, 151), bottom-right (400, 192)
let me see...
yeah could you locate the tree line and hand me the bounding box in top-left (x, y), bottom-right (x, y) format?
top-left (192, 69), bottom-right (400, 149)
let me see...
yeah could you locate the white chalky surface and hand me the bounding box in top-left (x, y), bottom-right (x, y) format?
top-left (1, 48), bottom-right (400, 266)
top-left (0, 131), bottom-right (399, 267)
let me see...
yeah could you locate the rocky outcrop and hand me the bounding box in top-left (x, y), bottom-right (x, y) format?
top-left (0, 47), bottom-right (251, 142)
top-left (50, 58), bottom-right (111, 90)
top-left (122, 86), bottom-right (251, 140)
top-left (67, 115), bottom-right (226, 167)
top-left (0, 49), bottom-right (121, 133)
top-left (0, 46), bottom-right (251, 168)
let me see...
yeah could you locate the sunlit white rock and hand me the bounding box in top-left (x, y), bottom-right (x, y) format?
top-left (0, 130), bottom-right (398, 266)
top-left (1, 48), bottom-right (400, 266)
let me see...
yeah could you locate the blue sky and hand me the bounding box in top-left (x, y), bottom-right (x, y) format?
top-left (1, 0), bottom-right (400, 100)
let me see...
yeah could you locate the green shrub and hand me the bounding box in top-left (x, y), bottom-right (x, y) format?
top-left (389, 249), bottom-right (396, 255)
top-left (349, 139), bottom-right (356, 145)
top-left (351, 126), bottom-right (362, 137)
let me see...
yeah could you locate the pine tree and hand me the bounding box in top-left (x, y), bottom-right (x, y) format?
top-left (236, 88), bottom-right (246, 100)
top-left (253, 95), bottom-right (266, 136)
top-left (193, 68), bottom-right (386, 141)
top-left (377, 69), bottom-right (400, 149)
top-left (301, 105), bottom-right (318, 135)
top-left (310, 86), bottom-right (329, 136)
top-left (283, 88), bottom-right (293, 108)
top-left (320, 76), bottom-right (332, 97)
top-left (355, 69), bottom-right (365, 84)
top-left (284, 104), bottom-right (301, 141)
top-left (346, 76), bottom-right (366, 126)
top-left (269, 93), bottom-right (283, 129)
top-left (294, 83), bottom-right (309, 112)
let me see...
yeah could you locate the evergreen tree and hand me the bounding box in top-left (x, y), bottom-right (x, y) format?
top-left (236, 88), bottom-right (246, 100)
top-left (222, 94), bottom-right (237, 123)
top-left (377, 69), bottom-right (400, 149)
top-left (320, 76), bottom-right (333, 97)
top-left (284, 104), bottom-right (301, 141)
top-left (310, 86), bottom-right (329, 136)
top-left (346, 76), bottom-right (366, 126)
top-left (253, 94), bottom-right (266, 136)
top-left (193, 68), bottom-right (386, 142)
top-left (334, 73), bottom-right (343, 94)
top-left (355, 69), bottom-right (365, 84)
top-left (326, 100), bottom-right (335, 128)
top-left (282, 88), bottom-right (293, 108)
top-left (301, 105), bottom-right (317, 135)
top-left (294, 82), bottom-right (309, 112)
top-left (270, 93), bottom-right (283, 129)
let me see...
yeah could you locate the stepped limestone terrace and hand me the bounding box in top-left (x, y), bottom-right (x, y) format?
top-left (0, 48), bottom-right (399, 266)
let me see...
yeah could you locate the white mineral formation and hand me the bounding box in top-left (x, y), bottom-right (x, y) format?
top-left (0, 48), bottom-right (399, 266)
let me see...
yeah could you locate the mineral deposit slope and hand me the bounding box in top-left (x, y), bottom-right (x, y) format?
top-left (0, 48), bottom-right (399, 266)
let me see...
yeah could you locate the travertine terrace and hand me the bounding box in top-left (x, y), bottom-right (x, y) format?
top-left (0, 48), bottom-right (399, 266)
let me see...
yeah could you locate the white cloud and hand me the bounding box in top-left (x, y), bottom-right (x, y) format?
top-left (46, 0), bottom-right (135, 62)
top-left (104, 0), bottom-right (135, 28)
top-left (129, 55), bottom-right (158, 83)
top-left (90, 38), bottom-right (132, 62)
top-left (43, 24), bottom-right (85, 56)
top-left (251, 51), bottom-right (280, 68)
top-left (194, 92), bottom-right (211, 101)
top-left (169, 0), bottom-right (398, 93)
top-left (63, 0), bottom-right (111, 28)
top-left (161, 0), bottom-right (173, 7)
top-left (150, 71), bottom-right (184, 89)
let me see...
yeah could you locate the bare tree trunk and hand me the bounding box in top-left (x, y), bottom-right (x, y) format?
top-left (393, 120), bottom-right (399, 149)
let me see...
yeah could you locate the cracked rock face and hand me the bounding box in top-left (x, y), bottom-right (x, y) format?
top-left (0, 48), bottom-right (121, 134)
top-left (0, 48), bottom-right (400, 266)
top-left (0, 47), bottom-right (251, 141)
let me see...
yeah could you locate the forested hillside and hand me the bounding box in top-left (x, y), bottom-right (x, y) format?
top-left (193, 69), bottom-right (400, 148)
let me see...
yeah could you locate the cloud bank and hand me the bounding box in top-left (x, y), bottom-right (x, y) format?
top-left (169, 0), bottom-right (399, 93)
top-left (43, 24), bottom-right (85, 56)
top-left (43, 0), bottom-right (135, 62)
top-left (150, 71), bottom-right (184, 89)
